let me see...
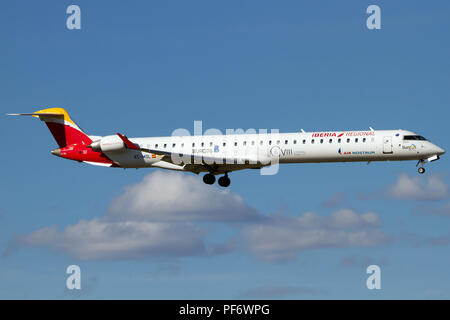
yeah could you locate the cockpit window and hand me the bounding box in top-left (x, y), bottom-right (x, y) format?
top-left (404, 135), bottom-right (427, 141)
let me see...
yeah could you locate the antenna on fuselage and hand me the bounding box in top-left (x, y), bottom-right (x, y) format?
top-left (369, 127), bottom-right (374, 131)
top-left (300, 129), bottom-right (305, 133)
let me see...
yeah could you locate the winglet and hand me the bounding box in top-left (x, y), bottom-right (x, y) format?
top-left (117, 133), bottom-right (140, 150)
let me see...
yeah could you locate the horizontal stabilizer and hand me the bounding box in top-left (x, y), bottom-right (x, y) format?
top-left (7, 113), bottom-right (64, 117)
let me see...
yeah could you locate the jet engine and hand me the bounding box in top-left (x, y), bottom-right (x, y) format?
top-left (89, 135), bottom-right (126, 153)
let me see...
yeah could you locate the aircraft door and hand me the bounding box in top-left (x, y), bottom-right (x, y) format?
top-left (383, 136), bottom-right (393, 154)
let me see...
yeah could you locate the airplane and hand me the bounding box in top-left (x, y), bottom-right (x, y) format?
top-left (8, 108), bottom-right (445, 187)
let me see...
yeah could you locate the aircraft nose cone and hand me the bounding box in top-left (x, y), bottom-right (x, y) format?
top-left (51, 148), bottom-right (61, 157)
top-left (436, 146), bottom-right (445, 156)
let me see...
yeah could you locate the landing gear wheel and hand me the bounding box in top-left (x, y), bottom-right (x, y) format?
top-left (418, 167), bottom-right (425, 174)
top-left (218, 176), bottom-right (231, 187)
top-left (203, 173), bottom-right (216, 184)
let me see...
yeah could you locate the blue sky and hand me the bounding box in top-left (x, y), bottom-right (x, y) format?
top-left (1, 0), bottom-right (450, 299)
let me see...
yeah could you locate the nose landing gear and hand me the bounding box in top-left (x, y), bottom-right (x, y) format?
top-left (416, 159), bottom-right (426, 174)
top-left (416, 155), bottom-right (442, 174)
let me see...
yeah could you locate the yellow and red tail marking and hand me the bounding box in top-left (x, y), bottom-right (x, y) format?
top-left (34, 108), bottom-right (116, 166)
top-left (33, 107), bottom-right (92, 148)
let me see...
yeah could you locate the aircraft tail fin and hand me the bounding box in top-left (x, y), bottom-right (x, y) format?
top-left (7, 108), bottom-right (93, 147)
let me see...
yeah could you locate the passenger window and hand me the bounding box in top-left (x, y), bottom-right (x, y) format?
top-left (347, 138), bottom-right (350, 143)
top-left (276, 140), bottom-right (280, 145)
top-left (311, 139), bottom-right (315, 144)
top-left (285, 140), bottom-right (288, 144)
top-left (192, 143), bottom-right (195, 147)
top-left (181, 143), bottom-right (184, 148)
top-left (251, 141), bottom-right (255, 146)
top-left (172, 143), bottom-right (176, 148)
top-left (293, 140), bottom-right (297, 144)
top-left (234, 142), bottom-right (237, 146)
top-left (155, 144), bottom-right (158, 148)
top-left (320, 139), bottom-right (323, 144)
top-left (363, 138), bottom-right (366, 143)
top-left (164, 143), bottom-right (167, 148)
top-left (269, 140), bottom-right (272, 145)
top-left (260, 141), bottom-right (263, 145)
top-left (338, 138), bottom-right (341, 143)
top-left (355, 138), bottom-right (358, 143)
top-left (243, 141), bottom-right (247, 146)
top-left (201, 142), bottom-right (204, 147)
top-left (303, 140), bottom-right (306, 144)
top-left (329, 139), bottom-right (332, 143)
top-left (210, 142), bottom-right (213, 147)
top-left (223, 142), bottom-right (226, 147)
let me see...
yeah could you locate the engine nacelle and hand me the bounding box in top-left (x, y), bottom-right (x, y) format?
top-left (90, 135), bottom-right (126, 153)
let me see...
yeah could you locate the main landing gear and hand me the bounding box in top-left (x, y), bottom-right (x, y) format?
top-left (218, 174), bottom-right (231, 187)
top-left (203, 173), bottom-right (216, 184)
top-left (203, 172), bottom-right (231, 187)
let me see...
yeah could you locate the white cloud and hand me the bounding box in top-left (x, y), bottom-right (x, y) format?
top-left (8, 172), bottom-right (390, 262)
top-left (107, 171), bottom-right (259, 222)
top-left (10, 171), bottom-right (258, 260)
top-left (242, 209), bottom-right (389, 262)
top-left (297, 209), bottom-right (381, 229)
top-left (13, 219), bottom-right (206, 260)
top-left (386, 173), bottom-right (449, 201)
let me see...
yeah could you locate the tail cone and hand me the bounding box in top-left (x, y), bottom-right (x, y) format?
top-left (51, 148), bottom-right (61, 157)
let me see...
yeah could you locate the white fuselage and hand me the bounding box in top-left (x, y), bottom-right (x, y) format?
top-left (100, 129), bottom-right (445, 172)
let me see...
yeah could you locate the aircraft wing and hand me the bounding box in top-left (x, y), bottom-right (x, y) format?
top-left (117, 133), bottom-right (265, 174)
